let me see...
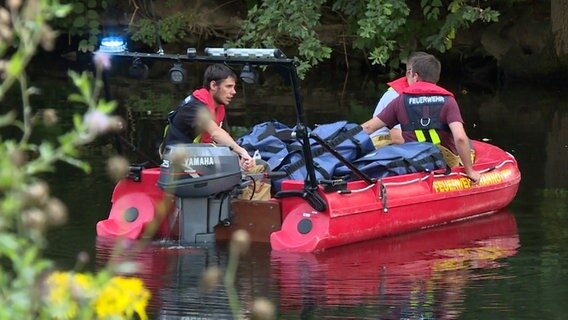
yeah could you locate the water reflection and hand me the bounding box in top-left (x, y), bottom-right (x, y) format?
top-left (544, 111), bottom-right (568, 189)
top-left (95, 210), bottom-right (518, 319)
top-left (272, 209), bottom-right (519, 319)
top-left (95, 239), bottom-right (238, 319)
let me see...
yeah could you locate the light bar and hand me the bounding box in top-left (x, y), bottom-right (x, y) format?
top-left (98, 36), bottom-right (126, 53)
top-left (203, 48), bottom-right (285, 59)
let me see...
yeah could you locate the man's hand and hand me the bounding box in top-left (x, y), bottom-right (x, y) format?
top-left (361, 117), bottom-right (387, 134)
top-left (205, 120), bottom-right (254, 170)
top-left (239, 157), bottom-right (254, 170)
top-left (236, 149), bottom-right (254, 170)
top-left (466, 169), bottom-right (481, 185)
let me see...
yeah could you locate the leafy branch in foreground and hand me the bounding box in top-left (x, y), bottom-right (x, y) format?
top-left (1, 1), bottom-right (149, 319)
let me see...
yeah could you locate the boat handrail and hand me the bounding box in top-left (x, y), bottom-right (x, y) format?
top-left (342, 158), bottom-right (517, 193)
top-left (433, 159), bottom-right (516, 179)
top-left (382, 175), bottom-right (431, 187)
top-left (338, 183), bottom-right (377, 194)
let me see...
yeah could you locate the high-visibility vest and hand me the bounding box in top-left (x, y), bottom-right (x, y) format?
top-left (400, 93), bottom-right (450, 145)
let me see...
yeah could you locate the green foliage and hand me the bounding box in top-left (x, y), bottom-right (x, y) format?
top-left (422, 0), bottom-right (443, 20)
top-left (351, 0), bottom-right (410, 66)
top-left (129, 13), bottom-right (188, 46)
top-left (424, 1), bottom-right (500, 52)
top-left (52, 0), bottom-right (108, 52)
top-left (230, 0), bottom-right (502, 75)
top-left (124, 90), bottom-right (178, 112)
top-left (228, 0), bottom-right (332, 78)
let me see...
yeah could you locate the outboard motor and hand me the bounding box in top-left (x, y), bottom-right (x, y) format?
top-left (158, 144), bottom-right (241, 243)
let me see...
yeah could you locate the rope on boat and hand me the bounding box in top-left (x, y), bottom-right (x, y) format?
top-left (332, 159), bottom-right (515, 214)
top-left (342, 159), bottom-right (515, 191)
top-left (334, 159), bottom-right (515, 201)
top-left (433, 159), bottom-right (515, 179)
top-left (381, 175), bottom-right (431, 187)
top-left (338, 183), bottom-right (376, 193)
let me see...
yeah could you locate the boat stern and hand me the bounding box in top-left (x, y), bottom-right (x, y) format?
top-left (96, 167), bottom-right (174, 240)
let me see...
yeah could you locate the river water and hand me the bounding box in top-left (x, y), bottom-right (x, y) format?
top-left (28, 56), bottom-right (568, 319)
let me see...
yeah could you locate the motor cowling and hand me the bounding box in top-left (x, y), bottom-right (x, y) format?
top-left (157, 144), bottom-right (241, 197)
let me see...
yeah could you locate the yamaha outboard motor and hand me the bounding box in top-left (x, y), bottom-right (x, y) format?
top-left (158, 144), bottom-right (241, 243)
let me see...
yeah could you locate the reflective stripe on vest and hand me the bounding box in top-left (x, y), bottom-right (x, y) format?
top-left (415, 128), bottom-right (441, 145)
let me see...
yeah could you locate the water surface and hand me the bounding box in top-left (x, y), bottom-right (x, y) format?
top-left (33, 57), bottom-right (568, 319)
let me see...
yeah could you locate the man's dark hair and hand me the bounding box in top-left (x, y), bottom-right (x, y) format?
top-left (410, 54), bottom-right (441, 84)
top-left (203, 64), bottom-right (237, 89)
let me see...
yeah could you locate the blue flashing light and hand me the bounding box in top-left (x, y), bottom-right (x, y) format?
top-left (98, 36), bottom-right (126, 53)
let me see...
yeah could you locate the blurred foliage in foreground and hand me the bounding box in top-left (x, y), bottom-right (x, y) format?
top-left (0, 0), bottom-right (150, 318)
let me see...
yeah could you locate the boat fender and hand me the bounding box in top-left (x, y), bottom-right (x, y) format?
top-left (96, 192), bottom-right (157, 239)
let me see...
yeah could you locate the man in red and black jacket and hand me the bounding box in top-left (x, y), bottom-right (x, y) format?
top-left (163, 64), bottom-right (253, 169)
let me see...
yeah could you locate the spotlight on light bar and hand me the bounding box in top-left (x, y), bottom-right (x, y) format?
top-left (239, 63), bottom-right (258, 84)
top-left (168, 62), bottom-right (186, 84)
top-left (98, 36), bottom-right (126, 53)
top-left (204, 48), bottom-right (285, 58)
top-left (128, 58), bottom-right (149, 79)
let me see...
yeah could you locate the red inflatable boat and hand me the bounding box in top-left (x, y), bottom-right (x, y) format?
top-left (95, 47), bottom-right (521, 252)
top-left (270, 140), bottom-right (520, 252)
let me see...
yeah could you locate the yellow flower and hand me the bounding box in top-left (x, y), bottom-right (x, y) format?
top-left (45, 272), bottom-right (150, 320)
top-left (45, 271), bottom-right (96, 319)
top-left (93, 276), bottom-right (151, 320)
